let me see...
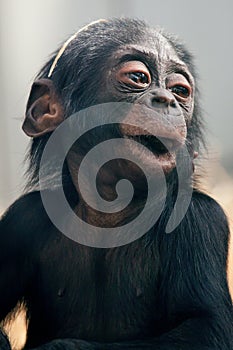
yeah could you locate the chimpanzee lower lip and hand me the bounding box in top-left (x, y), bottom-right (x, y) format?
top-left (127, 135), bottom-right (176, 155)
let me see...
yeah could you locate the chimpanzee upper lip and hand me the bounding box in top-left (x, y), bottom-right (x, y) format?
top-left (126, 134), bottom-right (181, 155)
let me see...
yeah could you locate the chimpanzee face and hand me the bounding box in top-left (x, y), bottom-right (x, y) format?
top-left (90, 36), bottom-right (195, 175)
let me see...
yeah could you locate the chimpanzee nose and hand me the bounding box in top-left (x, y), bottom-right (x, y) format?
top-left (151, 89), bottom-right (176, 107)
top-left (139, 88), bottom-right (178, 110)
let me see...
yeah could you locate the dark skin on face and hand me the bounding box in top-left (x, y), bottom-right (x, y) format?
top-left (0, 19), bottom-right (232, 350)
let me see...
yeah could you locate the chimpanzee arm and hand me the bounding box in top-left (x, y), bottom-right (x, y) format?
top-left (28, 192), bottom-right (233, 350)
top-left (104, 192), bottom-right (233, 349)
top-left (0, 330), bottom-right (11, 350)
top-left (153, 191), bottom-right (233, 349)
top-left (0, 192), bottom-right (47, 350)
top-left (0, 194), bottom-right (41, 322)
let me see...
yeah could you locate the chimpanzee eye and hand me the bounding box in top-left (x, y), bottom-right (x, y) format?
top-left (116, 61), bottom-right (151, 89)
top-left (166, 73), bottom-right (192, 100)
top-left (128, 72), bottom-right (149, 85)
top-left (170, 85), bottom-right (191, 98)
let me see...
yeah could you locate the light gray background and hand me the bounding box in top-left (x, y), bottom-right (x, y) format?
top-left (0, 0), bottom-right (233, 212)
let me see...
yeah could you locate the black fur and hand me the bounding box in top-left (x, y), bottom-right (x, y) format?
top-left (0, 18), bottom-right (232, 350)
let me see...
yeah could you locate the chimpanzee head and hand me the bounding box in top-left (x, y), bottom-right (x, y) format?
top-left (22, 18), bottom-right (203, 191)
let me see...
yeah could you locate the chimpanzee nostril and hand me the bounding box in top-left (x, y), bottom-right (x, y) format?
top-left (151, 89), bottom-right (177, 108)
top-left (170, 99), bottom-right (177, 108)
top-left (136, 88), bottom-right (179, 112)
top-left (153, 95), bottom-right (168, 104)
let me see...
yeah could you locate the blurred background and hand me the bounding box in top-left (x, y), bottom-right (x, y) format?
top-left (0, 0), bottom-right (232, 290)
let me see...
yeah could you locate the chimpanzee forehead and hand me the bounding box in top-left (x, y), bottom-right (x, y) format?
top-left (112, 29), bottom-right (186, 66)
top-left (111, 39), bottom-right (191, 78)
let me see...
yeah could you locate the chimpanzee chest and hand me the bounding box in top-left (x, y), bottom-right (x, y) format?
top-left (28, 235), bottom-right (160, 342)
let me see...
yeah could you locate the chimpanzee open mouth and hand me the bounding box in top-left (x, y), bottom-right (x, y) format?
top-left (128, 135), bottom-right (178, 156)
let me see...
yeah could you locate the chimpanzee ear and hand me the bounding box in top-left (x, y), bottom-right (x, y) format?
top-left (22, 78), bottom-right (64, 138)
